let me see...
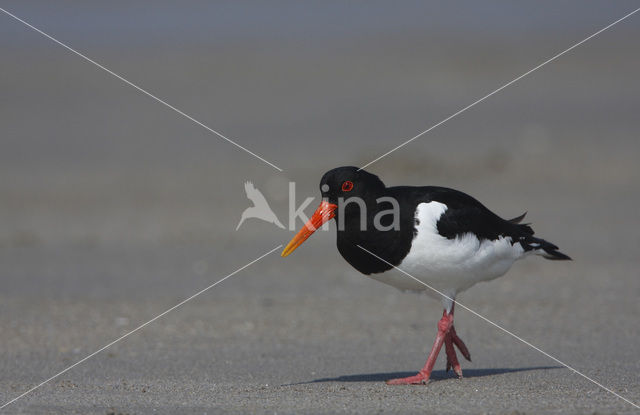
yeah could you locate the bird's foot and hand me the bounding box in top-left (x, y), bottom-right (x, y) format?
top-left (444, 326), bottom-right (471, 378)
top-left (444, 334), bottom-right (463, 378)
top-left (450, 326), bottom-right (471, 361)
top-left (386, 371), bottom-right (431, 385)
top-left (387, 307), bottom-right (470, 385)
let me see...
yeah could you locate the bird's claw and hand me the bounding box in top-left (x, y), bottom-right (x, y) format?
top-left (444, 326), bottom-right (467, 378)
top-left (386, 372), bottom-right (431, 385)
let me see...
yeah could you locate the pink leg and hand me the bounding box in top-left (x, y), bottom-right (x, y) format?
top-left (387, 305), bottom-right (470, 385)
top-left (444, 303), bottom-right (471, 378)
top-left (444, 331), bottom-right (462, 378)
top-left (450, 326), bottom-right (471, 362)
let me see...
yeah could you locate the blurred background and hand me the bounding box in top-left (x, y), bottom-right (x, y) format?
top-left (1, 1), bottom-right (639, 413)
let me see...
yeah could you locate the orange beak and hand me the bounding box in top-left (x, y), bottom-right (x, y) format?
top-left (281, 201), bottom-right (337, 257)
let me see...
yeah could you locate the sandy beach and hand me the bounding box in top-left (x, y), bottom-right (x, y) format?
top-left (1, 1), bottom-right (639, 413)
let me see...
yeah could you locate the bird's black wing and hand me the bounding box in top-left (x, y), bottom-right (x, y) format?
top-left (423, 186), bottom-right (531, 241)
top-left (391, 186), bottom-right (570, 260)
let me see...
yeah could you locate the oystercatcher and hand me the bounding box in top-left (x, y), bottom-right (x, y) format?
top-left (281, 166), bottom-right (570, 385)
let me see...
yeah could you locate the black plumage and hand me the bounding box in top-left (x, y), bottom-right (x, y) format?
top-left (318, 167), bottom-right (570, 275)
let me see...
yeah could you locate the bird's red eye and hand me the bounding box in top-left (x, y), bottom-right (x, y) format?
top-left (341, 181), bottom-right (354, 192)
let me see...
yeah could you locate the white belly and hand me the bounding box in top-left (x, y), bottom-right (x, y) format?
top-left (367, 202), bottom-right (527, 306)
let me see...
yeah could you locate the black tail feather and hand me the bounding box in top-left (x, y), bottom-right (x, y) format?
top-left (507, 212), bottom-right (528, 224)
top-left (542, 248), bottom-right (572, 260)
top-left (522, 235), bottom-right (571, 260)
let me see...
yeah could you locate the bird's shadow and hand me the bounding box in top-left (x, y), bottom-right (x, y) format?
top-left (285, 366), bottom-right (562, 386)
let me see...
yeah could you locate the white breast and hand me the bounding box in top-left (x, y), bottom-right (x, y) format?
top-left (367, 202), bottom-right (527, 307)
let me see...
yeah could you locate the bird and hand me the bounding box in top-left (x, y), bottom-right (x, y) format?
top-left (236, 181), bottom-right (285, 230)
top-left (281, 166), bottom-right (570, 385)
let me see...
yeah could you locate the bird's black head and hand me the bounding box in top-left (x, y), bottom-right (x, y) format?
top-left (281, 166), bottom-right (387, 257)
top-left (319, 166), bottom-right (386, 205)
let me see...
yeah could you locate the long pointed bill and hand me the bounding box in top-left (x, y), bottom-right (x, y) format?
top-left (281, 201), bottom-right (337, 257)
